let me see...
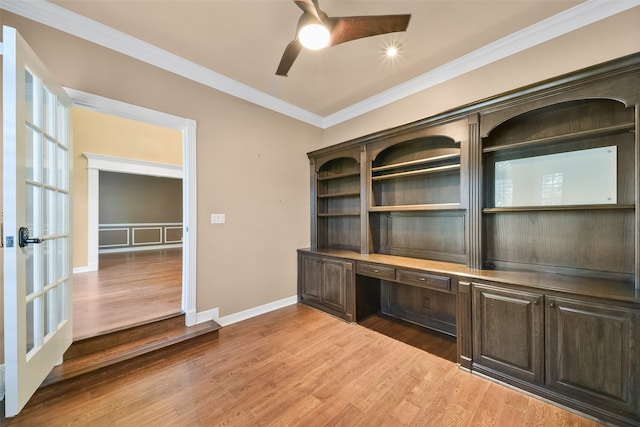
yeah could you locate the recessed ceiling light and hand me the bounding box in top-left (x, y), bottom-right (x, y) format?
top-left (386, 45), bottom-right (399, 58)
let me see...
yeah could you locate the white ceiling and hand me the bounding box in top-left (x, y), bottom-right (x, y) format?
top-left (4, 0), bottom-right (639, 127)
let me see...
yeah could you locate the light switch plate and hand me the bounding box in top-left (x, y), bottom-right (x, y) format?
top-left (210, 213), bottom-right (226, 224)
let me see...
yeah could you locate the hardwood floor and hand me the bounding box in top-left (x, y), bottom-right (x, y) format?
top-left (2, 304), bottom-right (603, 426)
top-left (72, 249), bottom-right (183, 339)
top-left (359, 313), bottom-right (458, 363)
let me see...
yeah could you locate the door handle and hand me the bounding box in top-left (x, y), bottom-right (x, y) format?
top-left (18, 227), bottom-right (44, 248)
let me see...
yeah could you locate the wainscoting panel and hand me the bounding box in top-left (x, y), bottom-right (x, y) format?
top-left (99, 223), bottom-right (182, 253)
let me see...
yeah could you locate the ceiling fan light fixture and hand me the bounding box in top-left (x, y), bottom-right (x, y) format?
top-left (275, 0), bottom-right (411, 76)
top-left (299, 23), bottom-right (330, 50)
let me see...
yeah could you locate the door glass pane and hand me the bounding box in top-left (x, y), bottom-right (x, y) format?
top-left (58, 192), bottom-right (68, 234)
top-left (26, 299), bottom-right (35, 354)
top-left (43, 188), bottom-right (56, 236)
top-left (25, 244), bottom-right (35, 296)
top-left (24, 69), bottom-right (40, 127)
top-left (25, 126), bottom-right (39, 181)
top-left (45, 288), bottom-right (57, 336)
top-left (25, 183), bottom-right (42, 236)
top-left (57, 145), bottom-right (68, 191)
top-left (25, 184), bottom-right (34, 230)
top-left (57, 100), bottom-right (69, 148)
top-left (58, 281), bottom-right (69, 324)
top-left (43, 239), bottom-right (55, 287)
top-left (43, 86), bottom-right (56, 137)
top-left (57, 237), bottom-right (69, 279)
top-left (26, 296), bottom-right (44, 356)
top-left (43, 136), bottom-right (56, 186)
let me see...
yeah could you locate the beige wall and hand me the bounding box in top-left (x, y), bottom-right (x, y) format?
top-left (72, 108), bottom-right (182, 267)
top-left (0, 6), bottom-right (639, 368)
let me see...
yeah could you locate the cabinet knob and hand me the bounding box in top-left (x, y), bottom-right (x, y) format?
top-left (549, 302), bottom-right (555, 308)
top-left (418, 277), bottom-right (427, 281)
top-left (373, 269), bottom-right (380, 273)
top-left (533, 299), bottom-right (539, 305)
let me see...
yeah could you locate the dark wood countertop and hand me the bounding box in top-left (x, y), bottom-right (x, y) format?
top-left (298, 248), bottom-right (640, 304)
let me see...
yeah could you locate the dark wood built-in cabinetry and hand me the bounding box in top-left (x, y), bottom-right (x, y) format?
top-left (472, 281), bottom-right (640, 423)
top-left (546, 296), bottom-right (640, 420)
top-left (472, 282), bottom-right (544, 385)
top-left (298, 253), bottom-right (355, 322)
top-left (298, 53), bottom-right (640, 426)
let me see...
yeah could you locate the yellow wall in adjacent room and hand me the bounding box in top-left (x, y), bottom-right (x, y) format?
top-left (72, 108), bottom-right (182, 268)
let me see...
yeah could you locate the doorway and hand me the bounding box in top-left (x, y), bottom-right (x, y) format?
top-left (67, 89), bottom-right (198, 336)
top-left (74, 170), bottom-right (184, 338)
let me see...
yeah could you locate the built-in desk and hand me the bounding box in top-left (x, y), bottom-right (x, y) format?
top-left (353, 257), bottom-right (457, 336)
top-left (297, 247), bottom-right (640, 427)
top-left (299, 248), bottom-right (639, 302)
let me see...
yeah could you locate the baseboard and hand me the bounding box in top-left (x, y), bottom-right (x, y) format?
top-left (0, 364), bottom-right (5, 401)
top-left (194, 307), bottom-right (219, 326)
top-left (217, 295), bottom-right (298, 327)
top-left (184, 309), bottom-right (198, 327)
top-left (73, 265), bottom-right (94, 274)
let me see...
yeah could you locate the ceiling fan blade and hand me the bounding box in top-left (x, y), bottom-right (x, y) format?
top-left (328, 15), bottom-right (411, 46)
top-left (276, 39), bottom-right (303, 76)
top-left (294, 0), bottom-right (321, 21)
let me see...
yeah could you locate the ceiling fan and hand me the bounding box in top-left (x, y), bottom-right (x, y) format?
top-left (276, 0), bottom-right (411, 76)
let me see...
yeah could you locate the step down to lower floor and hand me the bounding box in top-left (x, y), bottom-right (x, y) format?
top-left (41, 313), bottom-right (221, 388)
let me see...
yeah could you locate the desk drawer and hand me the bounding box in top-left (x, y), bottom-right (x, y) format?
top-left (396, 269), bottom-right (451, 292)
top-left (356, 262), bottom-right (396, 280)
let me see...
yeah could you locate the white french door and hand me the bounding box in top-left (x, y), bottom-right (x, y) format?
top-left (3, 26), bottom-right (73, 417)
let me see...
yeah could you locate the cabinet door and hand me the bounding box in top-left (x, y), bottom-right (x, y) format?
top-left (546, 296), bottom-right (639, 417)
top-left (301, 255), bottom-right (323, 304)
top-left (322, 258), bottom-right (351, 316)
top-left (473, 283), bottom-right (544, 384)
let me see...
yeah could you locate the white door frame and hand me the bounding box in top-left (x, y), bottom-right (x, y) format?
top-left (65, 88), bottom-right (198, 326)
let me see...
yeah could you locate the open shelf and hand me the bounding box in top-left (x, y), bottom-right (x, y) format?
top-left (483, 204), bottom-right (635, 213)
top-left (370, 203), bottom-right (462, 212)
top-left (372, 164), bottom-right (460, 181)
top-left (317, 171), bottom-right (360, 181)
top-left (482, 122), bottom-right (634, 153)
top-left (482, 98), bottom-right (636, 281)
top-left (318, 212), bottom-right (360, 217)
top-left (317, 191), bottom-right (360, 199)
top-left (371, 153), bottom-right (460, 173)
top-left (366, 132), bottom-right (466, 263)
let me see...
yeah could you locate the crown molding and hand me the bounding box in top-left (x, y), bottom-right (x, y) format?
top-left (3, 0), bottom-right (638, 130)
top-left (1, 0), bottom-right (324, 128)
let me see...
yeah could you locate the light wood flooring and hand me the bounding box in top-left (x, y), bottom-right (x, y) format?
top-left (72, 248), bottom-right (183, 339)
top-left (2, 304), bottom-right (603, 426)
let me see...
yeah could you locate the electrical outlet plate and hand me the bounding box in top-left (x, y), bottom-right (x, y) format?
top-left (210, 213), bottom-right (225, 224)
